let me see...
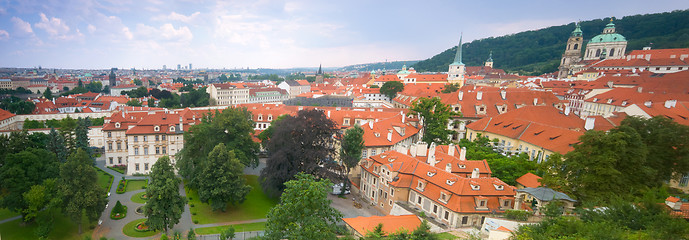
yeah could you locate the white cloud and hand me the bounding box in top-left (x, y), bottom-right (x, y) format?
top-left (122, 27), bottom-right (133, 40)
top-left (284, 2), bottom-right (301, 13)
top-left (135, 23), bottom-right (193, 42)
top-left (34, 13), bottom-right (82, 40)
top-left (11, 17), bottom-right (33, 34)
top-left (0, 30), bottom-right (9, 40)
top-left (154, 11), bottom-right (201, 23)
top-left (87, 24), bottom-right (97, 34)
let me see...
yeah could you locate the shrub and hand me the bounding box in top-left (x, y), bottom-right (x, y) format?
top-left (110, 200), bottom-right (127, 220)
top-left (160, 233), bottom-right (169, 240)
top-left (116, 180), bottom-right (127, 194)
top-left (193, 220), bottom-right (199, 224)
top-left (191, 212), bottom-right (197, 215)
top-left (504, 209), bottom-right (531, 221)
top-left (190, 204), bottom-right (194, 207)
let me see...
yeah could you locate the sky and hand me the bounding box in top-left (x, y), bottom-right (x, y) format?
top-left (0, 0), bottom-right (688, 70)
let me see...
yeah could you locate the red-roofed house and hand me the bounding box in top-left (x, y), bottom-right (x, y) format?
top-left (207, 83), bottom-right (250, 106)
top-left (0, 108), bottom-right (18, 130)
top-left (343, 215), bottom-right (421, 237)
top-left (359, 143), bottom-right (514, 228)
top-left (515, 173), bottom-right (542, 189)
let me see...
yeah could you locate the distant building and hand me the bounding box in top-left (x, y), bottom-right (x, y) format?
top-left (207, 83), bottom-right (249, 105)
top-left (559, 19), bottom-right (629, 78)
top-left (447, 35), bottom-right (466, 87)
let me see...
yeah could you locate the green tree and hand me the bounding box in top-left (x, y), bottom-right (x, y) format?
top-left (0, 148), bottom-right (58, 220)
top-left (145, 156), bottom-right (186, 232)
top-left (256, 114), bottom-right (287, 148)
top-left (410, 97), bottom-right (457, 145)
top-left (187, 228), bottom-right (196, 240)
top-left (134, 79), bottom-right (143, 86)
top-left (198, 143), bottom-right (251, 211)
top-left (340, 124), bottom-right (364, 194)
top-left (260, 109), bottom-right (339, 197)
top-left (541, 127), bottom-right (650, 204)
top-left (86, 81), bottom-right (102, 93)
top-left (75, 118), bottom-right (91, 157)
top-left (621, 116), bottom-right (689, 184)
top-left (264, 173), bottom-right (343, 240)
top-left (364, 223), bottom-right (385, 239)
top-left (177, 107), bottom-right (259, 189)
top-left (59, 148), bottom-right (107, 234)
top-left (410, 220), bottom-right (436, 240)
top-left (441, 83), bottom-right (460, 93)
top-left (458, 137), bottom-right (539, 186)
top-left (43, 87), bottom-right (53, 99)
top-left (23, 119), bottom-right (45, 129)
top-left (148, 98), bottom-right (156, 107)
top-left (219, 226), bottom-right (235, 240)
top-left (126, 99), bottom-right (142, 106)
top-left (47, 127), bottom-right (68, 162)
top-left (0, 96), bottom-right (36, 114)
top-left (379, 81), bottom-right (404, 100)
top-left (102, 85), bottom-right (110, 94)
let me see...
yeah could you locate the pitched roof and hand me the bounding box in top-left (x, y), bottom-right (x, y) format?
top-left (516, 187), bottom-right (576, 202)
top-left (343, 215), bottom-right (421, 236)
top-left (515, 173), bottom-right (542, 188)
top-left (0, 108), bottom-right (15, 121)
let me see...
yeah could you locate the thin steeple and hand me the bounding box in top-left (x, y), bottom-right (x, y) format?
top-left (452, 34), bottom-right (464, 65)
top-left (317, 64), bottom-right (322, 75)
top-left (487, 50), bottom-right (493, 62)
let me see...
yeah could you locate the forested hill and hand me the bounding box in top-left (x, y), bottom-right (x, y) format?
top-left (412, 9), bottom-right (689, 75)
top-left (339, 60), bottom-right (419, 72)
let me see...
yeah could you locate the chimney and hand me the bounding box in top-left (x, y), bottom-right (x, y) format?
top-left (387, 129), bottom-right (393, 142)
top-left (564, 106), bottom-right (571, 116)
top-left (607, 81), bottom-right (614, 88)
top-left (584, 117), bottom-right (595, 131)
top-left (448, 143), bottom-right (455, 156)
top-left (417, 142), bottom-right (428, 157)
top-left (644, 101), bottom-right (652, 107)
top-left (401, 111), bottom-right (405, 123)
top-left (445, 163), bottom-right (452, 173)
top-left (459, 147), bottom-right (466, 161)
top-left (369, 121), bottom-right (374, 130)
top-left (327, 110), bottom-right (331, 118)
top-left (471, 168), bottom-right (480, 178)
top-left (533, 98), bottom-right (538, 105)
top-left (458, 91), bottom-right (464, 101)
top-left (427, 142), bottom-right (436, 164)
top-left (476, 91), bottom-right (483, 100)
top-left (500, 90), bottom-right (506, 100)
top-left (410, 143), bottom-right (417, 157)
top-left (179, 116), bottom-right (183, 132)
top-left (637, 87), bottom-right (643, 93)
top-left (665, 100), bottom-right (677, 108)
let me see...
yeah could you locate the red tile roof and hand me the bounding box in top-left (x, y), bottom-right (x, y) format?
top-left (515, 173), bottom-right (542, 188)
top-left (343, 215), bottom-right (421, 236)
top-left (0, 108), bottom-right (15, 121)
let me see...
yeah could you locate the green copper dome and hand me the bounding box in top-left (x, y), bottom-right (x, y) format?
top-left (590, 33), bottom-right (626, 43)
top-left (571, 23), bottom-right (582, 37)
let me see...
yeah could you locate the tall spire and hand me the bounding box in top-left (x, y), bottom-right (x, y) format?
top-left (317, 64), bottom-right (322, 75)
top-left (487, 50), bottom-right (493, 62)
top-left (452, 33), bottom-right (464, 65)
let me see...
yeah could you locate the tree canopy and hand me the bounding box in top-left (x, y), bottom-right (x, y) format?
top-left (260, 109), bottom-right (339, 197)
top-left (264, 173), bottom-right (343, 240)
top-left (340, 124), bottom-right (364, 193)
top-left (410, 97), bottom-right (457, 145)
top-left (0, 96), bottom-right (35, 114)
top-left (59, 148), bottom-right (107, 234)
top-left (379, 81), bottom-right (404, 100)
top-left (197, 143), bottom-right (251, 211)
top-left (177, 107), bottom-right (259, 190)
top-left (0, 148), bottom-right (59, 219)
top-left (458, 136), bottom-right (539, 186)
top-left (145, 156), bottom-right (186, 232)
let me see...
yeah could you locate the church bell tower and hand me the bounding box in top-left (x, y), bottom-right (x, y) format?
top-left (448, 34), bottom-right (466, 87)
top-left (558, 22), bottom-right (584, 79)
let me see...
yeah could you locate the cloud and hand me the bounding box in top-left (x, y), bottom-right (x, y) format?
top-left (154, 11), bottom-right (201, 23)
top-left (135, 23), bottom-right (193, 42)
top-left (34, 13), bottom-right (82, 40)
top-left (87, 24), bottom-right (96, 34)
top-left (11, 17), bottom-right (33, 34)
top-left (0, 30), bottom-right (9, 40)
top-left (122, 27), bottom-right (133, 40)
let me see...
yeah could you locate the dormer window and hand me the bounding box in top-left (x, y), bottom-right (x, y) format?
top-left (607, 99), bottom-right (613, 104)
top-left (446, 179), bottom-right (456, 186)
top-left (471, 184), bottom-right (480, 190)
top-left (494, 184), bottom-right (504, 190)
top-left (115, 122), bottom-right (121, 128)
top-left (439, 192), bottom-right (451, 204)
top-left (593, 98), bottom-right (598, 102)
top-left (170, 126), bottom-right (176, 132)
top-left (258, 114), bottom-right (263, 121)
top-left (268, 115), bottom-right (273, 121)
top-left (417, 180), bottom-right (425, 191)
top-left (343, 118), bottom-right (350, 126)
top-left (154, 125), bottom-right (160, 132)
top-left (427, 171), bottom-right (436, 177)
top-left (458, 164), bottom-right (466, 169)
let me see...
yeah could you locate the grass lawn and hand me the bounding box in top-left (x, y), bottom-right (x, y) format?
top-left (436, 232), bottom-right (458, 239)
top-left (107, 166), bottom-right (126, 174)
top-left (0, 208), bottom-right (19, 221)
top-left (131, 191), bottom-right (148, 204)
top-left (122, 218), bottom-right (158, 238)
top-left (96, 168), bottom-right (114, 192)
top-left (125, 179), bottom-right (148, 192)
top-left (195, 222), bottom-right (266, 235)
top-left (185, 175), bottom-right (278, 224)
top-left (0, 211), bottom-right (94, 240)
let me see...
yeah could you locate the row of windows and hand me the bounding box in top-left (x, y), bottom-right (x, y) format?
top-left (133, 146), bottom-right (167, 155)
top-left (108, 157), bottom-right (123, 164)
top-left (133, 135), bottom-right (167, 142)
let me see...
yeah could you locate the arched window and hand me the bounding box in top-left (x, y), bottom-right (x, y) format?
top-left (609, 48), bottom-right (615, 57)
top-left (573, 43), bottom-right (578, 50)
top-left (595, 49), bottom-right (601, 57)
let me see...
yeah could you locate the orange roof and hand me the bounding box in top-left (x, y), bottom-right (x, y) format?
top-left (667, 196), bottom-right (681, 203)
top-left (495, 226), bottom-right (513, 232)
top-left (515, 173), bottom-right (542, 188)
top-left (343, 215), bottom-right (421, 236)
top-left (437, 86), bottom-right (565, 119)
top-left (0, 108), bottom-right (15, 121)
top-left (404, 73), bottom-right (448, 82)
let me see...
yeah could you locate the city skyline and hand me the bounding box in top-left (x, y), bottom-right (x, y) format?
top-left (1, 0), bottom-right (688, 70)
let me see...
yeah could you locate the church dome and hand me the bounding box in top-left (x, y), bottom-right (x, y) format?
top-left (589, 33), bottom-right (626, 43)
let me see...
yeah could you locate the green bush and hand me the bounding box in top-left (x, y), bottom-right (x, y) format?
top-left (116, 180), bottom-right (127, 194)
top-left (110, 200), bottom-right (127, 220)
top-left (504, 209), bottom-right (531, 221)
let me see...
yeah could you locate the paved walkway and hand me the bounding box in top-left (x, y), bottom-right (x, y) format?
top-left (0, 215), bottom-right (21, 225)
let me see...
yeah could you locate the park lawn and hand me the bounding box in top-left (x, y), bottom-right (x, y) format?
top-left (125, 179), bottom-right (148, 192)
top-left (185, 175), bottom-right (278, 224)
top-left (0, 208), bottom-right (19, 221)
top-left (96, 168), bottom-right (114, 192)
top-left (122, 218), bottom-right (158, 238)
top-left (195, 222), bottom-right (266, 235)
top-left (131, 191), bottom-right (148, 204)
top-left (436, 232), bottom-right (459, 239)
top-left (0, 211), bottom-right (94, 240)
